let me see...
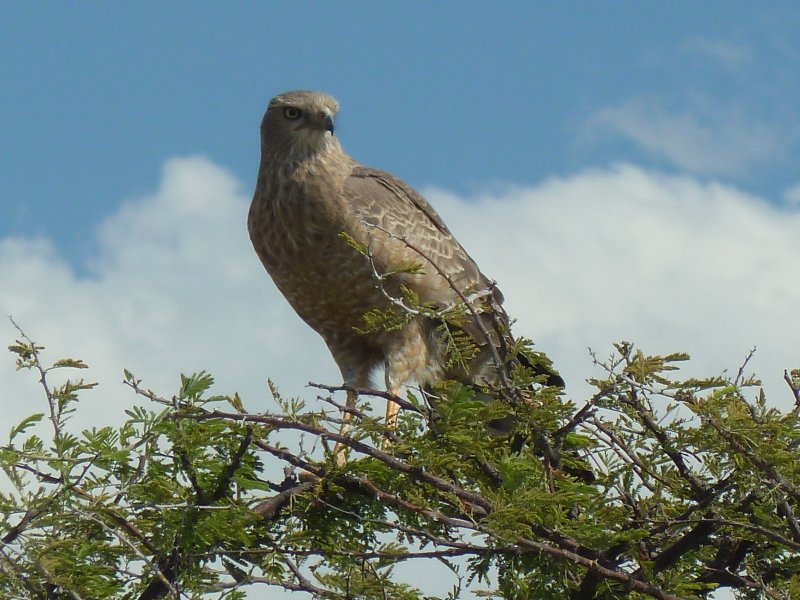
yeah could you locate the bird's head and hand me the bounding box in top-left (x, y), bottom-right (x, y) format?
top-left (260, 90), bottom-right (340, 162)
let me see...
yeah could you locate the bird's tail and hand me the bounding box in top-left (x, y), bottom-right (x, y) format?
top-left (515, 346), bottom-right (565, 389)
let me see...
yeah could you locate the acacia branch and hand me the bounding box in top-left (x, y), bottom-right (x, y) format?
top-left (210, 425), bottom-right (253, 502)
top-left (309, 382), bottom-right (422, 414)
top-left (619, 381), bottom-right (710, 499)
top-left (9, 318), bottom-right (61, 439)
top-left (701, 410), bottom-right (800, 503)
top-left (172, 407), bottom-right (494, 514)
top-left (507, 534), bottom-right (682, 600)
top-left (784, 369), bottom-right (800, 406)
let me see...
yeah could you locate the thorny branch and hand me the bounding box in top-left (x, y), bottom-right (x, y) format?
top-left (309, 382), bottom-right (423, 415)
top-left (9, 317), bottom-right (62, 439)
top-left (785, 369), bottom-right (800, 406)
top-left (7, 321), bottom-right (799, 599)
top-left (121, 384), bottom-right (705, 600)
top-left (583, 347), bottom-right (797, 599)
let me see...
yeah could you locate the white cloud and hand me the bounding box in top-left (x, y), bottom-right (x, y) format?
top-left (426, 164), bottom-right (800, 406)
top-left (683, 37), bottom-right (753, 71)
top-left (588, 95), bottom-right (788, 176)
top-left (1, 158), bottom-right (798, 599)
top-left (0, 156), bottom-right (338, 432)
top-left (3, 156), bottom-right (799, 422)
top-left (784, 182), bottom-right (800, 207)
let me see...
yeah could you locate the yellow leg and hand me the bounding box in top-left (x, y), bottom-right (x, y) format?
top-left (333, 389), bottom-right (357, 467)
top-left (333, 386), bottom-right (403, 463)
top-left (382, 385), bottom-right (403, 451)
top-left (385, 391), bottom-right (401, 431)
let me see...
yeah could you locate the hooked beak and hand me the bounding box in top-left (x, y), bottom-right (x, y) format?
top-left (295, 109), bottom-right (336, 135)
top-left (322, 112), bottom-right (335, 134)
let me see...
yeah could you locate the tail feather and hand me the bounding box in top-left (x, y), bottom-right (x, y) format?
top-left (516, 348), bottom-right (565, 389)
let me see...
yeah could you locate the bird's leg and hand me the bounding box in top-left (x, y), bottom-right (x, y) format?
top-left (385, 392), bottom-right (401, 431)
top-left (381, 384), bottom-right (404, 452)
top-left (333, 388), bottom-right (357, 467)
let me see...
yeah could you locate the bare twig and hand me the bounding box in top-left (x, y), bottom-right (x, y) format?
top-left (733, 347), bottom-right (757, 388)
top-left (309, 382), bottom-right (422, 414)
top-left (9, 317), bottom-right (62, 439)
top-left (784, 369), bottom-right (800, 406)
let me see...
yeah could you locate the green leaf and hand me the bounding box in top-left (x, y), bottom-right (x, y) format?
top-left (228, 392), bottom-right (244, 412)
top-left (179, 371), bottom-right (215, 401)
top-left (52, 358), bottom-right (89, 369)
top-left (9, 412), bottom-right (45, 441)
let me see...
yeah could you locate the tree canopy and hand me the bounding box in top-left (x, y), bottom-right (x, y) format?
top-left (2, 319), bottom-right (800, 599)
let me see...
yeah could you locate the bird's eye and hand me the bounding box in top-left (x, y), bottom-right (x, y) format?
top-left (283, 107), bottom-right (302, 120)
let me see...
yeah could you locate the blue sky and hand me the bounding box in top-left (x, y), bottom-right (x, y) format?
top-left (3, 2), bottom-right (799, 267)
top-left (2, 5), bottom-right (800, 597)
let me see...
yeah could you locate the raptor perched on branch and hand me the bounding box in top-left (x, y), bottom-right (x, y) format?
top-left (248, 90), bottom-right (560, 453)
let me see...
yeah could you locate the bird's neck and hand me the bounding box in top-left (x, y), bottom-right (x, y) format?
top-left (257, 140), bottom-right (355, 208)
top-left (261, 133), bottom-right (344, 168)
top-left (261, 138), bottom-right (352, 183)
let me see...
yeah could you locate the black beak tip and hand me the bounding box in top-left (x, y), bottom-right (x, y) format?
top-left (323, 114), bottom-right (335, 134)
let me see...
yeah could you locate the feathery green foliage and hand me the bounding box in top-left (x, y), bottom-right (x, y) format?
top-left (2, 326), bottom-right (800, 599)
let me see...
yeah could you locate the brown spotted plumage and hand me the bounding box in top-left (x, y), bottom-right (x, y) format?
top-left (248, 91), bottom-right (556, 458)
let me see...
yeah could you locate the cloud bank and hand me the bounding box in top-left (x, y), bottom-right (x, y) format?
top-left (0, 157), bottom-right (338, 430)
top-left (428, 166), bottom-right (800, 399)
top-left (2, 157), bottom-right (799, 437)
top-left (588, 95), bottom-right (790, 177)
top-left (682, 37), bottom-right (753, 71)
top-left (2, 156), bottom-right (798, 600)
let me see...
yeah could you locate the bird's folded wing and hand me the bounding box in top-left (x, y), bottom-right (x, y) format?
top-left (344, 166), bottom-right (504, 303)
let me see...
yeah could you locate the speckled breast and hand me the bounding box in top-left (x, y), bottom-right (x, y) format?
top-left (249, 180), bottom-right (389, 340)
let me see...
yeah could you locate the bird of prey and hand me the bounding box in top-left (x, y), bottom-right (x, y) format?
top-left (248, 90), bottom-right (560, 454)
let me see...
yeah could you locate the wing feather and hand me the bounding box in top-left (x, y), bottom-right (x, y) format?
top-left (344, 166), bottom-right (503, 303)
top-left (349, 166), bottom-right (454, 237)
top-left (342, 166), bottom-right (511, 353)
